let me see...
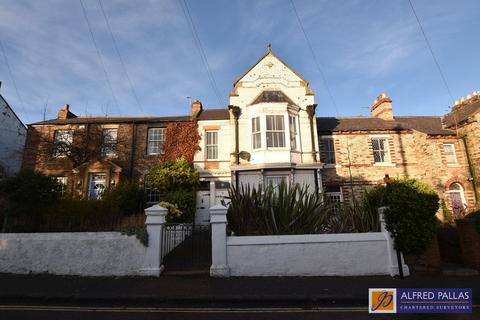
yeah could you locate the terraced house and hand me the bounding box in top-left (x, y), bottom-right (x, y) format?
top-left (22, 49), bottom-right (479, 220)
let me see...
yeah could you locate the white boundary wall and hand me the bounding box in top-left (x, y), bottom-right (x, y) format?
top-left (210, 205), bottom-right (410, 277)
top-left (0, 232), bottom-right (146, 276)
top-left (0, 204), bottom-right (169, 277)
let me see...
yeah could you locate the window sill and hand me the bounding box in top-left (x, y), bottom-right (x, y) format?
top-left (447, 164), bottom-right (460, 168)
top-left (373, 163), bottom-right (396, 167)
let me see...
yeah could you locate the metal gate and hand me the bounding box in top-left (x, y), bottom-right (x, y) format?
top-left (161, 223), bottom-right (211, 273)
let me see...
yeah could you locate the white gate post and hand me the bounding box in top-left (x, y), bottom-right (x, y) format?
top-left (141, 204), bottom-right (168, 276)
top-left (210, 204), bottom-right (230, 277)
top-left (378, 207), bottom-right (410, 277)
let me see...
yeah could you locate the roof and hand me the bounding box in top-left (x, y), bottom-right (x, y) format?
top-left (0, 93), bottom-right (26, 129)
top-left (197, 108), bottom-right (230, 120)
top-left (30, 108), bottom-right (230, 125)
top-left (317, 116), bottom-right (454, 136)
top-left (443, 100), bottom-right (480, 128)
top-left (251, 90), bottom-right (296, 105)
top-left (31, 115), bottom-right (192, 125)
top-left (233, 49), bottom-right (308, 87)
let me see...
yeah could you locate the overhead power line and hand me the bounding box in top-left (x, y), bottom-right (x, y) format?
top-left (408, 0), bottom-right (455, 105)
top-left (0, 40), bottom-right (30, 123)
top-left (79, 0), bottom-right (122, 116)
top-left (178, 0), bottom-right (224, 106)
top-left (97, 0), bottom-right (144, 115)
top-left (290, 0), bottom-right (339, 116)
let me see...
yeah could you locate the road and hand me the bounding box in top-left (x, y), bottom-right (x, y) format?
top-left (0, 305), bottom-right (478, 320)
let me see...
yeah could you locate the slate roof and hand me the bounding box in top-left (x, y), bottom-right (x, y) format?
top-left (317, 116), bottom-right (454, 136)
top-left (197, 108), bottom-right (230, 120)
top-left (251, 90), bottom-right (296, 105)
top-left (443, 100), bottom-right (480, 128)
top-left (31, 108), bottom-right (230, 125)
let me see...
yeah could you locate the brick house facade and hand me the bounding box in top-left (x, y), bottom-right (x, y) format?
top-left (21, 51), bottom-right (479, 220)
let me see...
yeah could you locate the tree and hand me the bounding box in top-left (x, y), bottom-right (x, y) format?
top-left (364, 178), bottom-right (439, 254)
top-left (0, 170), bottom-right (62, 232)
top-left (146, 159), bottom-right (199, 193)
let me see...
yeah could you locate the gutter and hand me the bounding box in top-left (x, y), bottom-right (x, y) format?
top-left (306, 104), bottom-right (318, 162)
top-left (460, 135), bottom-right (478, 203)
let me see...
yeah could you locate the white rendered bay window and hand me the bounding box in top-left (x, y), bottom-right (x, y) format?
top-left (252, 117), bottom-right (261, 149)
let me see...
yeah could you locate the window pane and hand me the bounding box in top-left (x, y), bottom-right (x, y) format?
top-left (289, 116), bottom-right (297, 150)
top-left (372, 138), bottom-right (389, 163)
top-left (53, 130), bottom-right (73, 157)
top-left (206, 131), bottom-right (218, 160)
top-left (102, 129), bottom-right (118, 157)
top-left (266, 115), bottom-right (285, 148)
top-left (444, 144), bottom-right (456, 164)
top-left (322, 138), bottom-right (336, 164)
top-left (147, 128), bottom-right (166, 155)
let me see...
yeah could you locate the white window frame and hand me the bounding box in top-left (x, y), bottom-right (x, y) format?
top-left (371, 137), bottom-right (391, 163)
top-left (252, 117), bottom-right (261, 150)
top-left (147, 127), bottom-right (166, 155)
top-left (289, 115), bottom-right (298, 151)
top-left (325, 186), bottom-right (343, 214)
top-left (205, 131), bottom-right (218, 160)
top-left (321, 137), bottom-right (336, 165)
top-left (443, 143), bottom-right (457, 164)
top-left (266, 115), bottom-right (286, 148)
top-left (53, 130), bottom-right (73, 158)
top-left (101, 128), bottom-right (118, 157)
top-left (144, 178), bottom-right (160, 203)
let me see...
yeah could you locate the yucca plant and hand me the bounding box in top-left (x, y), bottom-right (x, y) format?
top-left (227, 181), bottom-right (329, 235)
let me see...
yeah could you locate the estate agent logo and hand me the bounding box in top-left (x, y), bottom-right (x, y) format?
top-left (369, 288), bottom-right (472, 314)
top-left (369, 288), bottom-right (397, 313)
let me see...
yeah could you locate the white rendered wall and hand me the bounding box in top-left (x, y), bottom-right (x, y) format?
top-left (226, 233), bottom-right (395, 276)
top-left (0, 95), bottom-right (26, 176)
top-left (0, 232), bottom-right (146, 276)
top-left (230, 52), bottom-right (318, 165)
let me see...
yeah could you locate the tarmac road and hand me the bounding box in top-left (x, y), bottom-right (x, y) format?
top-left (0, 304), bottom-right (479, 320)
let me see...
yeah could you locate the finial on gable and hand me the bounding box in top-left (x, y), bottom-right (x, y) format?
top-left (267, 43), bottom-right (272, 52)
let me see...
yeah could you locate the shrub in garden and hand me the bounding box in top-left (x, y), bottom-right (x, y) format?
top-left (0, 170), bottom-right (62, 232)
top-left (102, 179), bottom-right (146, 216)
top-left (228, 182), bottom-right (328, 235)
top-left (162, 189), bottom-right (196, 222)
top-left (364, 178), bottom-right (439, 254)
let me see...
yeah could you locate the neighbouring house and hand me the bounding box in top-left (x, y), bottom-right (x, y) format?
top-left (21, 48), bottom-right (478, 221)
top-left (0, 85), bottom-right (26, 178)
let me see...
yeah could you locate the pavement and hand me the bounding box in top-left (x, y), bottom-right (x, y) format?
top-left (1, 273), bottom-right (479, 307)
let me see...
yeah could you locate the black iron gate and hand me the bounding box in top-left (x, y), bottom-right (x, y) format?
top-left (161, 223), bottom-right (211, 273)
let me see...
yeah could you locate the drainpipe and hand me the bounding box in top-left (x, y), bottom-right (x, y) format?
top-left (306, 104), bottom-right (318, 162)
top-left (228, 105), bottom-right (241, 165)
top-left (460, 135), bottom-right (478, 203)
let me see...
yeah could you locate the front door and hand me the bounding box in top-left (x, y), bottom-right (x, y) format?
top-left (195, 191), bottom-right (210, 225)
top-left (88, 173), bottom-right (106, 200)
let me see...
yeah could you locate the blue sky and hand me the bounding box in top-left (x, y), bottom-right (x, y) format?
top-left (0, 0), bottom-right (479, 124)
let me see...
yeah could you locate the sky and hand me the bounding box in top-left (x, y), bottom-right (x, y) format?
top-left (0, 0), bottom-right (479, 125)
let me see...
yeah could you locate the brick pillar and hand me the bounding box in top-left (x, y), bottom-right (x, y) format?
top-left (141, 204), bottom-right (167, 276)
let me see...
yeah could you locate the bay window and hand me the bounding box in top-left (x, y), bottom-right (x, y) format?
top-left (289, 115), bottom-right (297, 150)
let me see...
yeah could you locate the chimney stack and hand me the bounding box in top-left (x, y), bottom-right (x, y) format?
top-left (371, 93), bottom-right (394, 120)
top-left (191, 100), bottom-right (203, 118)
top-left (57, 104), bottom-right (77, 120)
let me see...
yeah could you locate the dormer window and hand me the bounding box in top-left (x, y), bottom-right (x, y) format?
top-left (266, 115), bottom-right (285, 148)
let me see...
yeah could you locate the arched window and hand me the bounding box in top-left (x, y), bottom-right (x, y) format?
top-left (448, 183), bottom-right (466, 218)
